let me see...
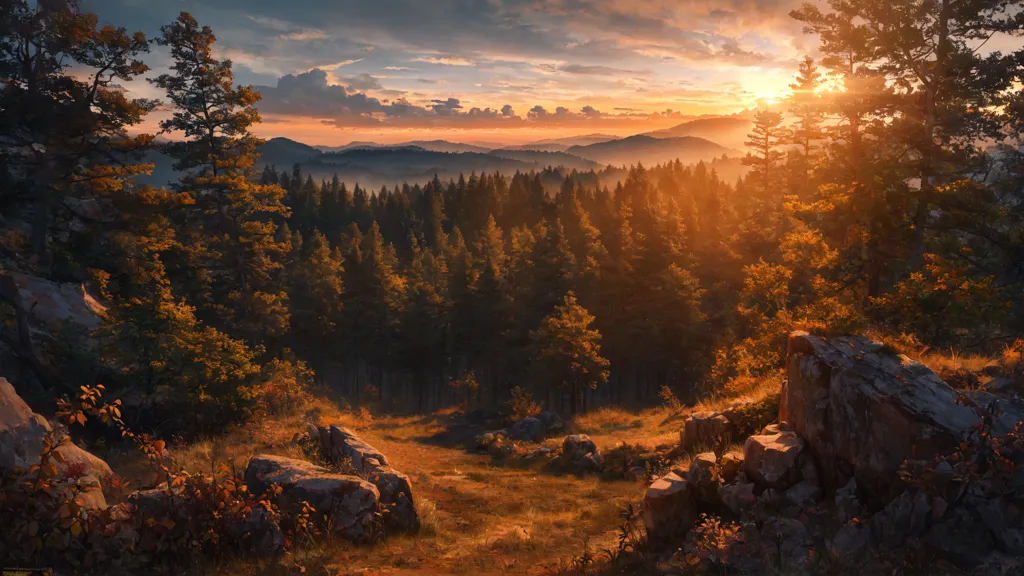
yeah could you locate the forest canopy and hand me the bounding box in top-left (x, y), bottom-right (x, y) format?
top-left (0, 1), bottom-right (1022, 436)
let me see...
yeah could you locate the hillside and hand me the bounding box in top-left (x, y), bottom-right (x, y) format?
top-left (567, 134), bottom-right (737, 167)
top-left (644, 116), bottom-right (754, 150)
top-left (487, 148), bottom-right (600, 171)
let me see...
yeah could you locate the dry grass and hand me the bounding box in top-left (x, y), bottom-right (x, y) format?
top-left (104, 379), bottom-right (787, 575)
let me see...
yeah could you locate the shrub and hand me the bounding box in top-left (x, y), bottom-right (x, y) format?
top-left (505, 386), bottom-right (541, 421)
top-left (0, 385), bottom-right (336, 574)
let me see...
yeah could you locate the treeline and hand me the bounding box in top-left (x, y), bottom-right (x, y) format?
top-left (1, 2), bottom-right (1022, 435)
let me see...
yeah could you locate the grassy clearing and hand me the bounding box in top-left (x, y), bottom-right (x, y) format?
top-left (99, 380), bottom-right (788, 575)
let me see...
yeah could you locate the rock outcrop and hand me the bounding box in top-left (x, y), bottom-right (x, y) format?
top-left (317, 424), bottom-right (419, 532)
top-left (0, 271), bottom-right (105, 332)
top-left (643, 331), bottom-right (1024, 573)
top-left (244, 454), bottom-right (379, 542)
top-left (782, 331), bottom-right (1019, 497)
top-left (0, 376), bottom-right (111, 508)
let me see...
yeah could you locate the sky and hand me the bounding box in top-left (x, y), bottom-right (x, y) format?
top-left (80, 0), bottom-right (821, 146)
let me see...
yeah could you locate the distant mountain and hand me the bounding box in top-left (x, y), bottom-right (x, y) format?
top-left (487, 149), bottom-right (599, 171)
top-left (259, 137), bottom-right (323, 169)
top-left (402, 140), bottom-right (493, 154)
top-left (314, 139), bottom-right (494, 155)
top-left (645, 117), bottom-right (754, 150)
top-left (507, 133), bottom-right (620, 152)
top-left (567, 135), bottom-right (737, 167)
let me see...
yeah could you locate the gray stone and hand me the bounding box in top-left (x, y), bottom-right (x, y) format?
top-left (830, 522), bottom-right (872, 563)
top-left (642, 472), bottom-right (696, 543)
top-left (927, 506), bottom-right (995, 569)
top-left (719, 480), bottom-right (756, 515)
top-left (508, 417), bottom-right (545, 442)
top-left (743, 431), bottom-right (804, 489)
top-left (871, 490), bottom-right (930, 551)
top-left (562, 434), bottom-right (600, 462)
top-left (680, 411), bottom-right (732, 449)
top-left (0, 377), bottom-right (112, 508)
top-left (783, 480), bottom-right (821, 507)
top-left (244, 455), bottom-right (379, 542)
top-left (317, 424), bottom-right (419, 532)
top-left (783, 332), bottom-right (1023, 497)
top-left (0, 271), bottom-right (105, 331)
top-left (719, 450), bottom-right (744, 483)
top-left (835, 478), bottom-right (862, 524)
top-left (761, 517), bottom-right (811, 572)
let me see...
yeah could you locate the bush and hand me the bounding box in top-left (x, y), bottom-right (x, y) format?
top-left (0, 386), bottom-right (328, 574)
top-left (505, 386), bottom-right (541, 421)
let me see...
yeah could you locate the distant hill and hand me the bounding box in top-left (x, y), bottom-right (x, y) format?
top-left (507, 133), bottom-right (620, 152)
top-left (314, 140), bottom-right (493, 155)
top-left (259, 137), bottom-right (323, 169)
top-left (401, 140), bottom-right (493, 154)
top-left (645, 117), bottom-right (754, 150)
top-left (567, 135), bottom-right (738, 167)
top-left (487, 149), bottom-right (599, 171)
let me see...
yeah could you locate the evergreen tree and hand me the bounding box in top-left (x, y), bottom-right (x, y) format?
top-left (152, 12), bottom-right (291, 346)
top-left (530, 292), bottom-right (609, 415)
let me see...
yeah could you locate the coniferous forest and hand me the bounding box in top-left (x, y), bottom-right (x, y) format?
top-left (1, 1), bottom-right (1024, 573)
top-left (1, 4), bottom-right (1023, 435)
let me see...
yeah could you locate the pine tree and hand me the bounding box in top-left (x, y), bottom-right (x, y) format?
top-left (0, 0), bottom-right (155, 270)
top-left (151, 12), bottom-right (291, 346)
top-left (788, 56), bottom-right (823, 197)
top-left (530, 291), bottom-right (609, 415)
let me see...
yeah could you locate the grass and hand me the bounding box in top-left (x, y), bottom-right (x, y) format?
top-left (100, 378), bottom-right (787, 575)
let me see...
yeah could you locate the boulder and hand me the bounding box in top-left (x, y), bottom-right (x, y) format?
top-left (508, 417), bottom-right (544, 442)
top-left (830, 522), bottom-right (873, 564)
top-left (783, 331), bottom-right (1022, 497)
top-left (718, 450), bottom-right (744, 483)
top-left (719, 480), bottom-right (757, 515)
top-left (0, 377), bottom-right (111, 508)
top-left (642, 471), bottom-right (696, 543)
top-left (760, 517), bottom-right (811, 573)
top-left (244, 455), bottom-right (379, 542)
top-left (0, 271), bottom-right (105, 331)
top-left (870, 490), bottom-right (931, 552)
top-left (562, 434), bottom-right (602, 467)
top-left (680, 411), bottom-right (732, 449)
top-left (537, 411), bottom-right (565, 434)
top-left (743, 431), bottom-right (804, 489)
top-left (782, 481), bottom-right (821, 507)
top-left (927, 506), bottom-right (995, 569)
top-left (318, 424), bottom-right (389, 470)
top-left (317, 424), bottom-right (419, 532)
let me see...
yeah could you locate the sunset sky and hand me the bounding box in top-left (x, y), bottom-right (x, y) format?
top-left (80, 0), bottom-right (822, 145)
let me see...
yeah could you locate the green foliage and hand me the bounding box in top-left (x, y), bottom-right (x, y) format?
top-left (152, 12), bottom-right (291, 346)
top-left (531, 292), bottom-right (609, 415)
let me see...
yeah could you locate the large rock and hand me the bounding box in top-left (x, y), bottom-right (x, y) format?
top-left (0, 377), bottom-right (111, 508)
top-left (508, 416), bottom-right (544, 442)
top-left (562, 434), bottom-right (601, 463)
top-left (782, 331), bottom-right (1020, 497)
top-left (679, 411), bottom-right (732, 449)
top-left (0, 271), bottom-right (105, 332)
top-left (244, 454), bottom-right (379, 542)
top-left (317, 424), bottom-right (419, 533)
top-left (642, 471), bottom-right (697, 543)
top-left (743, 431), bottom-right (804, 489)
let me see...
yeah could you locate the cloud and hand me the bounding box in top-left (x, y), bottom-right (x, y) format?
top-left (339, 72), bottom-right (382, 91)
top-left (557, 64), bottom-right (651, 76)
top-left (410, 56), bottom-right (474, 66)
